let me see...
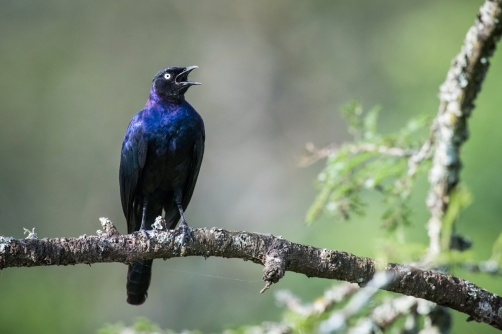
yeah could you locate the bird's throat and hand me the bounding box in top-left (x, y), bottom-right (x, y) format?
top-left (145, 86), bottom-right (184, 108)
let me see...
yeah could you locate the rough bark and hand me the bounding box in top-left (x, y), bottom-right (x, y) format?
top-left (426, 0), bottom-right (502, 255)
top-left (1, 218), bottom-right (502, 330)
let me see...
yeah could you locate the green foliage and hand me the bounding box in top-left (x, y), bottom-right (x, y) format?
top-left (97, 322), bottom-right (126, 334)
top-left (374, 240), bottom-right (428, 265)
top-left (490, 231), bottom-right (502, 264)
top-left (132, 317), bottom-right (163, 333)
top-left (440, 186), bottom-right (472, 251)
top-left (307, 100), bottom-right (430, 231)
top-left (282, 310), bottom-right (329, 333)
top-left (97, 317), bottom-right (201, 334)
top-left (436, 249), bottom-right (476, 267)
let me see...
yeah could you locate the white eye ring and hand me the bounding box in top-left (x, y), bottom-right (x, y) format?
top-left (163, 73), bottom-right (171, 80)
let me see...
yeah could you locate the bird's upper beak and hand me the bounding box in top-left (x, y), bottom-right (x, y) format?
top-left (176, 66), bottom-right (201, 86)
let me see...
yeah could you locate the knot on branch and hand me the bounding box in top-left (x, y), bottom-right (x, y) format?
top-left (23, 228), bottom-right (38, 240)
top-left (97, 218), bottom-right (120, 238)
top-left (261, 248), bottom-right (287, 293)
top-left (0, 236), bottom-right (14, 253)
top-left (152, 217), bottom-right (167, 232)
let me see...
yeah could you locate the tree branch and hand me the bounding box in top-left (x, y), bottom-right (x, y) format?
top-left (1, 218), bottom-right (502, 330)
top-left (300, 142), bottom-right (414, 167)
top-left (275, 282), bottom-right (359, 317)
top-left (426, 0), bottom-right (502, 255)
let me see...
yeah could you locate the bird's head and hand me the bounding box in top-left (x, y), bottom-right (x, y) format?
top-left (152, 66), bottom-right (201, 99)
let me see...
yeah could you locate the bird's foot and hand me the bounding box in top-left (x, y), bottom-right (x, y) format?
top-left (176, 220), bottom-right (193, 246)
top-left (139, 229), bottom-right (149, 239)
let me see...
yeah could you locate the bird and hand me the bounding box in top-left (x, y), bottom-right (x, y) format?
top-left (119, 66), bottom-right (204, 305)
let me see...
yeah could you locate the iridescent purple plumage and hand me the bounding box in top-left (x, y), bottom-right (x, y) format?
top-left (119, 66), bottom-right (204, 305)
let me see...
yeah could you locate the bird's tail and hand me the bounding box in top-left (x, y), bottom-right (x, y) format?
top-left (126, 259), bottom-right (153, 305)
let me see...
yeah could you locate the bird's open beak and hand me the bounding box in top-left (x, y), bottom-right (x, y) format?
top-left (176, 66), bottom-right (201, 86)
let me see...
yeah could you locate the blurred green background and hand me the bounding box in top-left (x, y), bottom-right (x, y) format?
top-left (1, 0), bottom-right (501, 333)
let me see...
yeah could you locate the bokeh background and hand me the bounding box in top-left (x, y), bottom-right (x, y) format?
top-left (1, 0), bottom-right (501, 333)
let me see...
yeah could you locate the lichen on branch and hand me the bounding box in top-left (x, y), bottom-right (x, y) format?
top-left (1, 218), bottom-right (502, 330)
top-left (426, 0), bottom-right (502, 255)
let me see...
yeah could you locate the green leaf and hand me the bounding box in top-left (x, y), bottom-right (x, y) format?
top-left (491, 230), bottom-right (502, 264)
top-left (308, 101), bottom-right (430, 231)
top-left (363, 105), bottom-right (381, 140)
top-left (340, 100), bottom-right (364, 139)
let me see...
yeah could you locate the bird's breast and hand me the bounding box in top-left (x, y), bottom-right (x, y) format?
top-left (143, 123), bottom-right (198, 190)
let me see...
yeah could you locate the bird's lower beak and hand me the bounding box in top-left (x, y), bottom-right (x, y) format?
top-left (176, 66), bottom-right (201, 86)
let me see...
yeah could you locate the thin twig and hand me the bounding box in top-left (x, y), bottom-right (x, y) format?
top-left (275, 282), bottom-right (359, 317)
top-left (320, 272), bottom-right (392, 333)
top-left (347, 296), bottom-right (421, 334)
top-left (300, 142), bottom-right (414, 167)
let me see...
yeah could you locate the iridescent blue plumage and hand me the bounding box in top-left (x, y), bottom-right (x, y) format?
top-left (119, 66), bottom-right (204, 305)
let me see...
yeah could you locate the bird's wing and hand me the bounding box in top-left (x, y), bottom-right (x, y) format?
top-left (181, 131), bottom-right (205, 213)
top-left (163, 131), bottom-right (205, 229)
top-left (119, 119), bottom-right (148, 234)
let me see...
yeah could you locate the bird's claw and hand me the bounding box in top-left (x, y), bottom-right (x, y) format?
top-left (140, 229), bottom-right (149, 239)
top-left (177, 220), bottom-right (193, 246)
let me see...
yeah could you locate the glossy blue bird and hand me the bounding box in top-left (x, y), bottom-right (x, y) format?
top-left (119, 66), bottom-right (204, 305)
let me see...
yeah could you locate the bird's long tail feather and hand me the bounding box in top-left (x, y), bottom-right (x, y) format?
top-left (126, 259), bottom-right (153, 305)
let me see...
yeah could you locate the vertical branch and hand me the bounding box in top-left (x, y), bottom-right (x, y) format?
top-left (427, 0), bottom-right (502, 255)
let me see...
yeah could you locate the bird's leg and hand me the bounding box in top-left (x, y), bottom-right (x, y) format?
top-left (139, 196), bottom-right (149, 239)
top-left (176, 202), bottom-right (193, 244)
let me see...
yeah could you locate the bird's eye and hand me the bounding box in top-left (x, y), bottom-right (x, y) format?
top-left (163, 73), bottom-right (171, 80)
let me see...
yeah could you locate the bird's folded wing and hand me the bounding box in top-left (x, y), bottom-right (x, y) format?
top-left (181, 132), bottom-right (205, 212)
top-left (119, 121), bottom-right (148, 234)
